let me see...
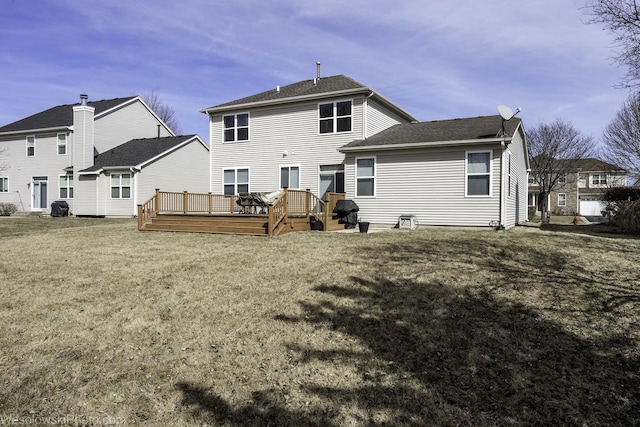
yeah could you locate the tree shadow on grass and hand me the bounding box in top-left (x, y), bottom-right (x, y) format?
top-left (176, 234), bottom-right (639, 425)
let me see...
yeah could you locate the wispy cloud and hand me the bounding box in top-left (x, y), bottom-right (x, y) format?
top-left (0, 0), bottom-right (629, 140)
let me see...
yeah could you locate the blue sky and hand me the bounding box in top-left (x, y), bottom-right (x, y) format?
top-left (0, 0), bottom-right (629, 143)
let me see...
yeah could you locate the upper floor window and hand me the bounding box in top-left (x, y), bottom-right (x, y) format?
top-left (592, 174), bottom-right (607, 185)
top-left (356, 157), bottom-right (375, 197)
top-left (0, 176), bottom-right (8, 193)
top-left (558, 193), bottom-right (566, 207)
top-left (111, 173), bottom-right (131, 199)
top-left (466, 151), bottom-right (492, 196)
top-left (558, 173), bottom-right (567, 184)
top-left (319, 100), bottom-right (352, 134)
top-left (223, 113), bottom-right (249, 142)
top-left (26, 136), bottom-right (35, 157)
top-left (57, 133), bottom-right (67, 155)
top-left (224, 168), bottom-right (249, 195)
top-left (280, 166), bottom-right (299, 189)
top-left (59, 174), bottom-right (73, 199)
top-left (528, 174), bottom-right (537, 185)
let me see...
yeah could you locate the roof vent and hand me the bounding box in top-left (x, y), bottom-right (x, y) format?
top-left (316, 61), bottom-right (321, 79)
top-left (80, 94), bottom-right (88, 106)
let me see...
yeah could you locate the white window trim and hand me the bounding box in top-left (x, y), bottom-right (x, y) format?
top-left (110, 172), bottom-right (132, 199)
top-left (558, 193), bottom-right (567, 207)
top-left (355, 156), bottom-right (376, 198)
top-left (591, 174), bottom-right (607, 186)
top-left (57, 133), bottom-right (67, 155)
top-left (26, 135), bottom-right (35, 157)
top-left (465, 150), bottom-right (493, 197)
top-left (318, 99), bottom-right (353, 135)
top-left (222, 112), bottom-right (250, 143)
top-left (279, 165), bottom-right (301, 189)
top-left (58, 174), bottom-right (73, 199)
top-left (222, 167), bottom-right (250, 195)
top-left (0, 176), bottom-right (8, 193)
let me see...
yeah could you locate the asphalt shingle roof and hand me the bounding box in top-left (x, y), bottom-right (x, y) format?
top-left (341, 115), bottom-right (523, 149)
top-left (204, 75), bottom-right (369, 110)
top-left (80, 135), bottom-right (198, 172)
top-left (0, 97), bottom-right (137, 133)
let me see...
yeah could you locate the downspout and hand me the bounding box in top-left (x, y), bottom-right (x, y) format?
top-left (363, 91), bottom-right (374, 140)
top-left (498, 142), bottom-right (506, 231)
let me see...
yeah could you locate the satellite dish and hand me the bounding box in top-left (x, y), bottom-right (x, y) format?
top-left (497, 105), bottom-right (514, 120)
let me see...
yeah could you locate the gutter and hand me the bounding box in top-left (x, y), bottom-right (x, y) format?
top-left (339, 137), bottom-right (509, 153)
top-left (0, 126), bottom-right (72, 137)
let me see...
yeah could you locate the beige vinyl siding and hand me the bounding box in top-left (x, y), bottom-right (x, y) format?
top-left (137, 140), bottom-right (210, 202)
top-left (211, 97), bottom-right (364, 194)
top-left (345, 147), bottom-right (502, 226)
top-left (365, 99), bottom-right (410, 138)
top-left (74, 175), bottom-right (99, 216)
top-left (0, 132), bottom-right (74, 213)
top-left (504, 129), bottom-right (529, 227)
top-left (99, 170), bottom-right (135, 217)
top-left (94, 100), bottom-right (172, 154)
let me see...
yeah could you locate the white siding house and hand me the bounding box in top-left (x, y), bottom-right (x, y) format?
top-left (0, 95), bottom-right (208, 217)
top-left (202, 74), bottom-right (529, 229)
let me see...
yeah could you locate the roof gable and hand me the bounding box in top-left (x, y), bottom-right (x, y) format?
top-left (204, 75), bottom-right (368, 110)
top-left (0, 96), bottom-right (138, 133)
top-left (79, 135), bottom-right (202, 172)
top-left (201, 74), bottom-right (417, 122)
top-left (341, 115), bottom-right (522, 150)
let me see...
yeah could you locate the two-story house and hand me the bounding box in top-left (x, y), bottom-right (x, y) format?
top-left (202, 74), bottom-right (529, 229)
top-left (528, 158), bottom-right (627, 217)
top-left (0, 95), bottom-right (209, 216)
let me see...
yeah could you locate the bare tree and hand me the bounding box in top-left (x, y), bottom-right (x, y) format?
top-left (142, 91), bottom-right (182, 135)
top-left (585, 0), bottom-right (640, 88)
top-left (528, 119), bottom-right (596, 222)
top-left (601, 91), bottom-right (640, 181)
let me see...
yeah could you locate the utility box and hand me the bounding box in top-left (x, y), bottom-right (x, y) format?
top-left (398, 214), bottom-right (418, 230)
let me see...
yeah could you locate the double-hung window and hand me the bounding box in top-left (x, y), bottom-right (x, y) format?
top-left (26, 136), bottom-right (35, 157)
top-left (223, 113), bottom-right (249, 142)
top-left (280, 166), bottom-right (299, 189)
top-left (223, 168), bottom-right (249, 195)
top-left (0, 176), bottom-right (8, 193)
top-left (466, 151), bottom-right (492, 196)
top-left (57, 133), bottom-right (67, 155)
top-left (319, 100), bottom-right (352, 134)
top-left (592, 174), bottom-right (607, 185)
top-left (59, 175), bottom-right (73, 198)
top-left (356, 157), bottom-right (375, 197)
top-left (111, 173), bottom-right (131, 199)
top-left (558, 193), bottom-right (566, 207)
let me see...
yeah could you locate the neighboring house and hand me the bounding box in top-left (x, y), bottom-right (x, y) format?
top-left (201, 74), bottom-right (529, 228)
top-left (528, 158), bottom-right (627, 217)
top-left (0, 95), bottom-right (209, 216)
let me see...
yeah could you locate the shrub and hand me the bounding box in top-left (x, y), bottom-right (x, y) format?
top-left (611, 199), bottom-right (640, 234)
top-left (0, 202), bottom-right (18, 216)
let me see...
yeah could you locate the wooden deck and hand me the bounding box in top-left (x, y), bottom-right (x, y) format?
top-left (138, 189), bottom-right (345, 236)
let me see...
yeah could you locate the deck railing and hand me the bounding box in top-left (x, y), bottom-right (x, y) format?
top-left (138, 188), bottom-right (346, 233)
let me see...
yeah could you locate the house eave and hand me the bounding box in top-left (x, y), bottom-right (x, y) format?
top-left (339, 137), bottom-right (508, 153)
top-left (200, 88), bottom-right (418, 122)
top-left (0, 126), bottom-right (72, 137)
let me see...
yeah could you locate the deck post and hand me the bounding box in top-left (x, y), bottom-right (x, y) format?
top-left (305, 189), bottom-right (311, 219)
top-left (268, 205), bottom-right (274, 237)
top-left (183, 191), bottom-right (188, 214)
top-left (208, 192), bottom-right (213, 214)
top-left (155, 188), bottom-right (160, 212)
top-left (137, 205), bottom-right (143, 230)
top-left (229, 195), bottom-right (234, 214)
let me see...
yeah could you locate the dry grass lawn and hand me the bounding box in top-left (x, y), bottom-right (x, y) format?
top-left (0, 217), bottom-right (638, 426)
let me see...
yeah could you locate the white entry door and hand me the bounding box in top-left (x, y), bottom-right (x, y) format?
top-left (32, 177), bottom-right (48, 210)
